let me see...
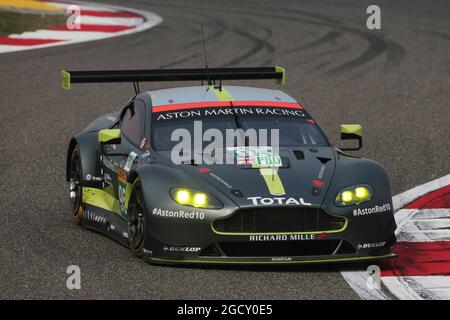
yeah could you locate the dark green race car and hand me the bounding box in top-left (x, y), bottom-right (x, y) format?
top-left (64, 67), bottom-right (396, 264)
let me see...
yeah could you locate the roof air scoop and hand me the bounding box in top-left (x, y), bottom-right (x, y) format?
top-left (316, 156), bottom-right (331, 164)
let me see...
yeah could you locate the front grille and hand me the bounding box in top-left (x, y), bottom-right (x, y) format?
top-left (218, 240), bottom-right (350, 257)
top-left (212, 207), bottom-right (345, 234)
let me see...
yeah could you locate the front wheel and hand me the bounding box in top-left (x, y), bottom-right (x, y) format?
top-left (127, 181), bottom-right (146, 257)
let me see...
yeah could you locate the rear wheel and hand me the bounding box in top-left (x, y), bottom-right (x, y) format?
top-left (128, 181), bottom-right (146, 257)
top-left (68, 146), bottom-right (83, 223)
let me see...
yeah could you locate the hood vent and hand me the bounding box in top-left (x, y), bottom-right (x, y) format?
top-left (293, 150), bottom-right (305, 160)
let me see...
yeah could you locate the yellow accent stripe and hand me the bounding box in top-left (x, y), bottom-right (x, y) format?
top-left (208, 85), bottom-right (234, 101)
top-left (82, 187), bottom-right (121, 215)
top-left (0, 0), bottom-right (63, 11)
top-left (259, 168), bottom-right (286, 196)
top-left (148, 253), bottom-right (396, 265)
top-left (210, 85), bottom-right (286, 196)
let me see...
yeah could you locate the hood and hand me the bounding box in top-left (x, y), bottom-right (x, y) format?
top-left (157, 146), bottom-right (336, 208)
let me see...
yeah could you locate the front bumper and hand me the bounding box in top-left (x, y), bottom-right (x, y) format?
top-left (143, 204), bottom-right (397, 265)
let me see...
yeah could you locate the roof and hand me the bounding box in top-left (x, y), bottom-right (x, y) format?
top-left (146, 85), bottom-right (298, 107)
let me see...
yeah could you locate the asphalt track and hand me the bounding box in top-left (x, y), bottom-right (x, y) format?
top-left (0, 0), bottom-right (449, 299)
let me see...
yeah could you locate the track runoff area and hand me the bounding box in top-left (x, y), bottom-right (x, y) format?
top-left (342, 175), bottom-right (450, 300)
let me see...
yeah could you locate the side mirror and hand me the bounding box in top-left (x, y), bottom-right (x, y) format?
top-left (98, 129), bottom-right (121, 144)
top-left (98, 129), bottom-right (129, 156)
top-left (340, 124), bottom-right (362, 151)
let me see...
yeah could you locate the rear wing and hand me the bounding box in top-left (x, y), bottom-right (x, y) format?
top-left (61, 66), bottom-right (285, 91)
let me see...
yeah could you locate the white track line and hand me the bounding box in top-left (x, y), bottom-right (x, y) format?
top-left (78, 17), bottom-right (144, 26)
top-left (383, 276), bottom-right (450, 300)
top-left (10, 30), bottom-right (114, 41)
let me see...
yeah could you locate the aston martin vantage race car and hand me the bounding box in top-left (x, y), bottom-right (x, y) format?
top-left (63, 67), bottom-right (396, 264)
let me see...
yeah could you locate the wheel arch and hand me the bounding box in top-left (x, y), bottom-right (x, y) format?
top-left (66, 132), bottom-right (100, 182)
top-left (66, 138), bottom-right (77, 181)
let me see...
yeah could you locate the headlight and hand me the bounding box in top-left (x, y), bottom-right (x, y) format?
top-left (335, 184), bottom-right (373, 207)
top-left (170, 188), bottom-right (223, 209)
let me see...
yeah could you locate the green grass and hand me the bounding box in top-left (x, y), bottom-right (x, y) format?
top-left (0, 11), bottom-right (67, 36)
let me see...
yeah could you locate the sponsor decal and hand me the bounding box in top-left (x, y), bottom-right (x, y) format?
top-left (85, 174), bottom-right (102, 182)
top-left (143, 248), bottom-right (153, 256)
top-left (123, 151), bottom-right (138, 172)
top-left (249, 234), bottom-right (316, 241)
top-left (118, 184), bottom-right (127, 216)
top-left (152, 207), bottom-right (205, 220)
top-left (353, 203), bottom-right (391, 217)
top-left (108, 223), bottom-right (128, 239)
top-left (271, 257), bottom-right (292, 262)
top-left (209, 172), bottom-right (233, 189)
top-left (85, 210), bottom-right (107, 224)
top-left (139, 137), bottom-right (149, 149)
top-left (104, 172), bottom-right (112, 186)
top-left (227, 146), bottom-right (282, 167)
top-left (163, 246), bottom-right (201, 253)
top-left (247, 196), bottom-right (312, 206)
top-left (155, 106), bottom-right (308, 121)
top-left (312, 179), bottom-right (325, 196)
top-left (313, 179), bottom-right (326, 188)
top-left (141, 150), bottom-right (151, 159)
top-left (170, 121), bottom-right (280, 165)
top-left (357, 242), bottom-right (386, 250)
top-left (118, 169), bottom-right (127, 183)
top-left (102, 157), bottom-right (118, 173)
top-left (198, 167), bottom-right (211, 173)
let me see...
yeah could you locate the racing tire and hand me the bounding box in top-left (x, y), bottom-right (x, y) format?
top-left (68, 146), bottom-right (83, 224)
top-left (127, 180), bottom-right (146, 257)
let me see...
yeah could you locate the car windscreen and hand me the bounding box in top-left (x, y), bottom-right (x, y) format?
top-left (151, 104), bottom-right (328, 150)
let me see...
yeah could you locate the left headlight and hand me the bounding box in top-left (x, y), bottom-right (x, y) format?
top-left (170, 188), bottom-right (223, 209)
top-left (335, 184), bottom-right (373, 207)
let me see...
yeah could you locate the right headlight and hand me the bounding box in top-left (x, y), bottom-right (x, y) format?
top-left (335, 184), bottom-right (373, 207)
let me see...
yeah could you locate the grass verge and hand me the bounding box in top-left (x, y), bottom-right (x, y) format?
top-left (0, 11), bottom-right (67, 36)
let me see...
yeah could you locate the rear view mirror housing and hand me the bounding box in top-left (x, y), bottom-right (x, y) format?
top-left (340, 124), bottom-right (362, 151)
top-left (98, 129), bottom-right (121, 144)
top-left (98, 129), bottom-right (129, 156)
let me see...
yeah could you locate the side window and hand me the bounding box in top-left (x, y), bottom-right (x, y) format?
top-left (121, 100), bottom-right (146, 146)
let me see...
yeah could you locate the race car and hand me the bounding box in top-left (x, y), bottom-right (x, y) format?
top-left (63, 66), bottom-right (397, 264)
